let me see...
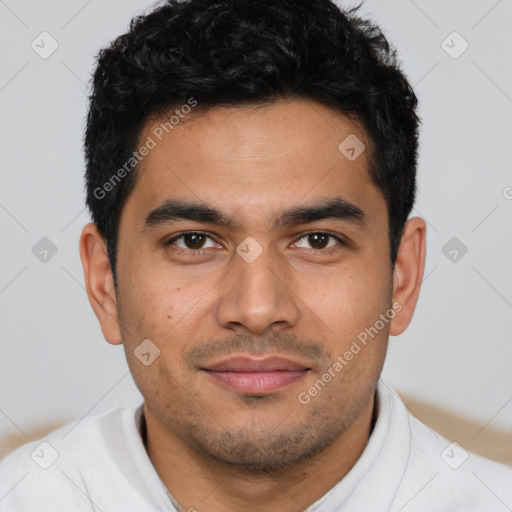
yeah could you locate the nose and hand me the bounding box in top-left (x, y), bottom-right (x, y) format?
top-left (214, 245), bottom-right (301, 336)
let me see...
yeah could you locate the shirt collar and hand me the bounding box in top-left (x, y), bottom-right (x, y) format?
top-left (131, 379), bottom-right (411, 512)
top-left (306, 380), bottom-right (412, 511)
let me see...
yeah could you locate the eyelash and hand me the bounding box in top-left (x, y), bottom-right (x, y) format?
top-left (163, 231), bottom-right (346, 256)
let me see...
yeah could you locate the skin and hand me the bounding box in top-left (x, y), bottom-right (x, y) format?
top-left (80, 98), bottom-right (426, 512)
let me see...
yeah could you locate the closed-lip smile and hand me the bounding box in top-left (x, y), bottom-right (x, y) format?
top-left (201, 355), bottom-right (310, 394)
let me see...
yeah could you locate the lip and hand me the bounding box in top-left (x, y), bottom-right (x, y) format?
top-left (201, 356), bottom-right (310, 394)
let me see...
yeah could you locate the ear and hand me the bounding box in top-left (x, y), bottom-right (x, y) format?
top-left (79, 223), bottom-right (123, 345)
top-left (389, 217), bottom-right (427, 336)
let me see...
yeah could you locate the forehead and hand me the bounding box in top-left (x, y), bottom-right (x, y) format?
top-left (121, 98), bottom-right (386, 229)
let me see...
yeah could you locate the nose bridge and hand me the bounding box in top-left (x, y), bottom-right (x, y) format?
top-left (238, 246), bottom-right (280, 298)
top-left (215, 241), bottom-right (300, 334)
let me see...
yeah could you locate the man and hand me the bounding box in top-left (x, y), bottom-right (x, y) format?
top-left (1, 0), bottom-right (510, 510)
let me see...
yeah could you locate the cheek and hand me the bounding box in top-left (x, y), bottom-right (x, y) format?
top-left (117, 268), bottom-right (219, 390)
top-left (296, 260), bottom-right (391, 333)
top-left (118, 255), bottom-right (202, 337)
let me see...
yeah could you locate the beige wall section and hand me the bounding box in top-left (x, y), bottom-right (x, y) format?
top-left (1, 423), bottom-right (64, 461)
top-left (399, 394), bottom-right (512, 467)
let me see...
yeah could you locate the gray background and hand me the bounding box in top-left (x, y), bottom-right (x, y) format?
top-left (1, 0), bottom-right (511, 462)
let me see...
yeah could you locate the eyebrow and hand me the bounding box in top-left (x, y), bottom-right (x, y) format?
top-left (142, 196), bottom-right (367, 232)
top-left (273, 197), bottom-right (366, 229)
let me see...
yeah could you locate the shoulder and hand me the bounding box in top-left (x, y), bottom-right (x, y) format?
top-left (0, 406), bottom-right (131, 471)
top-left (0, 407), bottom-right (138, 511)
top-left (388, 388), bottom-right (512, 511)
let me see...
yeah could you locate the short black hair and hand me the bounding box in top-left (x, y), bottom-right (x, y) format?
top-left (84, 0), bottom-right (419, 286)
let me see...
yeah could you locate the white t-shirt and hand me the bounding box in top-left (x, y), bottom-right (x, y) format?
top-left (1, 380), bottom-right (510, 511)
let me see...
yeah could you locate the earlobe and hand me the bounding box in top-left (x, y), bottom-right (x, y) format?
top-left (79, 223), bottom-right (123, 345)
top-left (389, 217), bottom-right (427, 336)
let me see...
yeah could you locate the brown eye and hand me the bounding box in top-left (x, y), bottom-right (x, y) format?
top-left (308, 233), bottom-right (329, 249)
top-left (166, 232), bottom-right (218, 251)
top-left (292, 232), bottom-right (343, 251)
top-left (182, 233), bottom-right (206, 249)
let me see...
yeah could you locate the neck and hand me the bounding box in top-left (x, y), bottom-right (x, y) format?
top-left (143, 394), bottom-right (376, 512)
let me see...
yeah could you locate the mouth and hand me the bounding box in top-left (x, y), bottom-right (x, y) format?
top-left (200, 356), bottom-right (310, 395)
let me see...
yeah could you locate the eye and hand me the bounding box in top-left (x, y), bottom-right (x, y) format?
top-left (291, 232), bottom-right (344, 251)
top-left (165, 232), bottom-right (219, 251)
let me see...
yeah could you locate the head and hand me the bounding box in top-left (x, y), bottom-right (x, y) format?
top-left (80, 0), bottom-right (426, 472)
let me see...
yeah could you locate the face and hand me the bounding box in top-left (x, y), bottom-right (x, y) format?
top-left (83, 98), bottom-right (419, 471)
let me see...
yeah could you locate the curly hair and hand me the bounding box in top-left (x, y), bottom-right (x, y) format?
top-left (84, 0), bottom-right (419, 285)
